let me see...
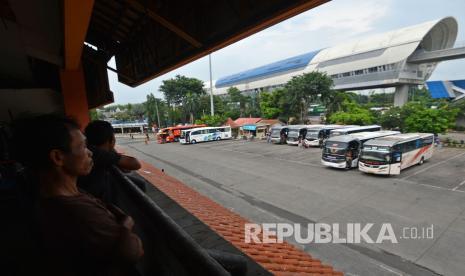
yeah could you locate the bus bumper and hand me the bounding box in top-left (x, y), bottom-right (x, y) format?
top-left (305, 139), bottom-right (320, 147)
top-left (358, 163), bottom-right (389, 174)
top-left (286, 140), bottom-right (299, 146)
top-left (179, 139), bottom-right (188, 144)
top-left (270, 137), bottom-right (282, 144)
top-left (321, 160), bottom-right (346, 169)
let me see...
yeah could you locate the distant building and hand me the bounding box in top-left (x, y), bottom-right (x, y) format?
top-left (214, 17), bottom-right (461, 106)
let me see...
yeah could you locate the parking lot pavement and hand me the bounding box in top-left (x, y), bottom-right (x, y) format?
top-left (119, 138), bottom-right (465, 276)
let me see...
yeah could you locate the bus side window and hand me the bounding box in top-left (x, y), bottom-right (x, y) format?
top-left (421, 137), bottom-right (433, 146)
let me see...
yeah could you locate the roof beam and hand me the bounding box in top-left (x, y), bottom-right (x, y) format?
top-left (125, 0), bottom-right (202, 48)
top-left (63, 0), bottom-right (94, 70)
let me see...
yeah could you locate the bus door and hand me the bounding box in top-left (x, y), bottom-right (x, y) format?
top-left (280, 128), bottom-right (288, 144)
top-left (299, 128), bottom-right (306, 141)
top-left (186, 132), bottom-right (190, 143)
top-left (348, 140), bottom-right (360, 167)
top-left (319, 130), bottom-right (326, 147)
top-left (390, 146), bottom-right (402, 175)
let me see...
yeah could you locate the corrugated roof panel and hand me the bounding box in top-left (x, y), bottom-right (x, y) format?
top-left (451, 79), bottom-right (465, 89)
top-left (426, 81), bottom-right (451, 98)
top-left (215, 49), bottom-right (322, 88)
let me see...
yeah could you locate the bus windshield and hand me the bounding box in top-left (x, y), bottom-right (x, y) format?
top-left (360, 146), bottom-right (391, 163)
top-left (288, 129), bottom-right (300, 138)
top-left (306, 129), bottom-right (320, 139)
top-left (180, 131), bottom-right (187, 138)
top-left (271, 129), bottom-right (281, 137)
top-left (323, 142), bottom-right (347, 156)
top-left (330, 131), bottom-right (345, 137)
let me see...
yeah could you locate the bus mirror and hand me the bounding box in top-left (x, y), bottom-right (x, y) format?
top-left (392, 152), bottom-right (402, 162)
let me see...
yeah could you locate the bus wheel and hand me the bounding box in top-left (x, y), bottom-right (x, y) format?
top-left (191, 140), bottom-right (197, 144)
top-left (419, 157), bottom-right (424, 165)
top-left (216, 137), bottom-right (221, 141)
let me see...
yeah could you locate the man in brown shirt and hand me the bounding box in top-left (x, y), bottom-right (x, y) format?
top-left (13, 114), bottom-right (143, 275)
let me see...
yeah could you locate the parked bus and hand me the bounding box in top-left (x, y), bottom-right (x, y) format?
top-left (359, 133), bottom-right (434, 175)
top-left (157, 124), bottom-right (206, 143)
top-left (321, 131), bottom-right (400, 169)
top-left (329, 125), bottom-right (381, 137)
top-left (269, 126), bottom-right (289, 144)
top-left (286, 125), bottom-right (324, 145)
top-left (303, 125), bottom-right (357, 147)
top-left (180, 126), bottom-right (232, 144)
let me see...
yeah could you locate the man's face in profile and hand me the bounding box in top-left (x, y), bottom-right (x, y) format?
top-left (62, 129), bottom-right (94, 176)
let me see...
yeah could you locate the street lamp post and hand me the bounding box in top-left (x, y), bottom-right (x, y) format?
top-left (209, 54), bottom-right (214, 116)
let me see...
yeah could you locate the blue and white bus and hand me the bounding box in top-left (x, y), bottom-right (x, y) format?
top-left (180, 126), bottom-right (232, 144)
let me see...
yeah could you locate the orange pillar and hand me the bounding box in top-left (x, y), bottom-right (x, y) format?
top-left (60, 67), bottom-right (90, 128)
top-left (61, 0), bottom-right (94, 129)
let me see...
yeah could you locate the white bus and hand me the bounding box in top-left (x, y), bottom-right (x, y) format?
top-left (304, 125), bottom-right (357, 147)
top-left (329, 125), bottom-right (381, 137)
top-left (286, 125), bottom-right (324, 145)
top-left (359, 133), bottom-right (434, 175)
top-left (321, 131), bottom-right (400, 169)
top-left (269, 126), bottom-right (289, 144)
top-left (180, 126), bottom-right (232, 144)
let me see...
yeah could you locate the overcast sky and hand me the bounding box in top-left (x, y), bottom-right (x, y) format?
top-left (107, 0), bottom-right (465, 105)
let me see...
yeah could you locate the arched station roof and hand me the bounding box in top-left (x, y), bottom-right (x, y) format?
top-left (311, 17), bottom-right (458, 75)
top-left (215, 49), bottom-right (322, 88)
top-left (215, 17), bottom-right (458, 90)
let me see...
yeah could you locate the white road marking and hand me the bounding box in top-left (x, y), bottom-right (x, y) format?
top-left (378, 264), bottom-right (404, 276)
top-left (452, 179), bottom-right (465, 191)
top-left (400, 178), bottom-right (465, 193)
top-left (142, 170), bottom-right (152, 174)
top-left (401, 151), bottom-right (465, 180)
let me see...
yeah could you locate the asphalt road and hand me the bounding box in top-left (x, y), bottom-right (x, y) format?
top-left (118, 137), bottom-right (465, 276)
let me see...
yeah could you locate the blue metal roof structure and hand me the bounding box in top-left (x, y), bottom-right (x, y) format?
top-left (426, 81), bottom-right (450, 98)
top-left (426, 79), bottom-right (465, 99)
top-left (215, 49), bottom-right (322, 88)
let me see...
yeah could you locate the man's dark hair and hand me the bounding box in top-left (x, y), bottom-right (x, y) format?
top-left (12, 114), bottom-right (80, 169)
top-left (85, 120), bottom-right (114, 146)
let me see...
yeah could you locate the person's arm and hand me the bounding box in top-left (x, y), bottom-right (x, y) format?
top-left (75, 198), bottom-right (144, 263)
top-left (93, 147), bottom-right (141, 171)
top-left (117, 155), bottom-right (141, 171)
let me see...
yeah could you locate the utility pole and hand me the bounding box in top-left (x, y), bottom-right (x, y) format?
top-left (209, 54), bottom-right (214, 116)
top-left (155, 97), bottom-right (161, 128)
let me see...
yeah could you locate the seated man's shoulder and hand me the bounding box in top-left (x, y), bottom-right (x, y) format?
top-left (89, 146), bottom-right (121, 166)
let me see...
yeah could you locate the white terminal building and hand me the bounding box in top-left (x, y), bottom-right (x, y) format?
top-left (213, 17), bottom-right (465, 106)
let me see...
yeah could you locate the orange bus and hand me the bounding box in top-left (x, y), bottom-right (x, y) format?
top-left (157, 124), bottom-right (207, 143)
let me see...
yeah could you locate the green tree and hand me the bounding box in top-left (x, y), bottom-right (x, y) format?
top-left (226, 87), bottom-right (247, 117)
top-left (403, 105), bottom-right (458, 134)
top-left (195, 114), bottom-right (227, 126)
top-left (130, 103), bottom-right (146, 120)
top-left (379, 102), bottom-right (459, 133)
top-left (260, 91), bottom-right (282, 119)
top-left (285, 72), bottom-right (333, 122)
top-left (159, 75), bottom-right (205, 124)
top-left (329, 100), bottom-right (375, 125)
top-left (379, 106), bottom-right (402, 130)
top-left (145, 93), bottom-right (167, 127)
top-left (324, 91), bottom-right (352, 117)
top-left (89, 109), bottom-right (103, 121)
